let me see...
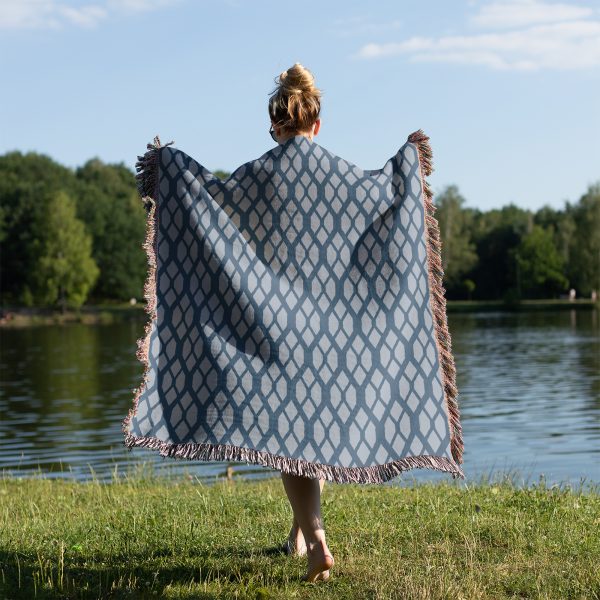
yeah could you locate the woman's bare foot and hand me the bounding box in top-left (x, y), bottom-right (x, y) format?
top-left (285, 522), bottom-right (307, 556)
top-left (301, 538), bottom-right (334, 583)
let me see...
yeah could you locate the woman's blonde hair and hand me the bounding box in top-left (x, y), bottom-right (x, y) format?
top-left (268, 62), bottom-right (321, 135)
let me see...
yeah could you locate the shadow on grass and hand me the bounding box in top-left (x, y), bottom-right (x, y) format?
top-left (0, 543), bottom-right (294, 599)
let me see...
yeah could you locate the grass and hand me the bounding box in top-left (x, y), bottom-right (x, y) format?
top-left (0, 466), bottom-right (599, 600)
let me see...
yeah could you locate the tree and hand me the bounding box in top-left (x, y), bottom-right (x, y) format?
top-left (462, 278), bottom-right (475, 300)
top-left (469, 203), bottom-right (531, 300)
top-left (32, 191), bottom-right (99, 310)
top-left (75, 158), bottom-right (147, 301)
top-left (568, 183), bottom-right (600, 296)
top-left (535, 203), bottom-right (576, 279)
top-left (512, 224), bottom-right (568, 298)
top-left (433, 185), bottom-right (478, 298)
top-left (213, 169), bottom-right (231, 181)
top-left (0, 151), bottom-right (81, 303)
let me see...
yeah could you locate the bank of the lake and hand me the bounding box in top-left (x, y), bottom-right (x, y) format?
top-left (1, 298), bottom-right (598, 327)
top-left (1, 474), bottom-right (598, 599)
top-left (0, 302), bottom-right (142, 327)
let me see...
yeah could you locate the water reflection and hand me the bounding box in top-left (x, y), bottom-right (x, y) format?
top-left (1, 309), bottom-right (598, 488)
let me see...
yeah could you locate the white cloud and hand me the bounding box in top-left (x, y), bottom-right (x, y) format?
top-left (59, 4), bottom-right (107, 27)
top-left (106, 0), bottom-right (180, 13)
top-left (354, 0), bottom-right (600, 71)
top-left (470, 0), bottom-right (594, 29)
top-left (0, 0), bottom-right (179, 30)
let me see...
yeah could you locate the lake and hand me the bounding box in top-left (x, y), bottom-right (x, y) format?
top-left (1, 309), bottom-right (598, 489)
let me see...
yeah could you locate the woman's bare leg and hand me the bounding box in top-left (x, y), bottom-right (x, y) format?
top-left (280, 473), bottom-right (333, 581)
top-left (284, 477), bottom-right (325, 555)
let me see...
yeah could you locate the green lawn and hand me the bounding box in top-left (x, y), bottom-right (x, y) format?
top-left (1, 469), bottom-right (599, 599)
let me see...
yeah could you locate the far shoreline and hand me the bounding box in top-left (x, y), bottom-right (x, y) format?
top-left (1, 298), bottom-right (598, 327)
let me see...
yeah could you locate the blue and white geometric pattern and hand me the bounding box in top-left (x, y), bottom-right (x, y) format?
top-left (125, 134), bottom-right (459, 476)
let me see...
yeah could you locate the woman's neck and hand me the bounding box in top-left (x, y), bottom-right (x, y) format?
top-left (279, 130), bottom-right (314, 143)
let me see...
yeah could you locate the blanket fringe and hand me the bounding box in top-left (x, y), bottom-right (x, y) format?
top-left (407, 129), bottom-right (464, 467)
top-left (124, 432), bottom-right (464, 483)
top-left (134, 135), bottom-right (174, 209)
top-left (121, 135), bottom-right (173, 444)
top-left (122, 132), bottom-right (465, 485)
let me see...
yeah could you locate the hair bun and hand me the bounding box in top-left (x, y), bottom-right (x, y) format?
top-left (280, 62), bottom-right (317, 95)
top-left (268, 62), bottom-right (322, 134)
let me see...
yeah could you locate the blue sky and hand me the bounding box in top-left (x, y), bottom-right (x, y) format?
top-left (1, 0), bottom-right (598, 212)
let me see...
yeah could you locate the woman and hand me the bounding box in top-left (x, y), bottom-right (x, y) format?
top-left (268, 62), bottom-right (333, 584)
top-left (125, 59), bottom-right (464, 588)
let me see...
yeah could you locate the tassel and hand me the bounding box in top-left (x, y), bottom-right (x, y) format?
top-left (406, 129), bottom-right (464, 467)
top-left (123, 433), bottom-right (465, 483)
top-left (121, 135), bottom-right (174, 444)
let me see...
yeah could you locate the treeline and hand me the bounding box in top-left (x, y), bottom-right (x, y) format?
top-left (434, 184), bottom-right (599, 301)
top-left (0, 150), bottom-right (598, 308)
top-left (1, 151), bottom-right (147, 309)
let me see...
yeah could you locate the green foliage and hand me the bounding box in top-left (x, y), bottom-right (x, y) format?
top-left (467, 203), bottom-right (532, 300)
top-left (0, 148), bottom-right (598, 306)
top-left (567, 183), bottom-right (600, 296)
top-left (512, 224), bottom-right (569, 298)
top-left (0, 151), bottom-right (82, 303)
top-left (213, 169), bottom-right (231, 181)
top-left (434, 185), bottom-right (478, 292)
top-left (75, 158), bottom-right (147, 301)
top-left (0, 152), bottom-right (147, 306)
top-left (462, 278), bottom-right (476, 300)
top-left (31, 191), bottom-right (100, 308)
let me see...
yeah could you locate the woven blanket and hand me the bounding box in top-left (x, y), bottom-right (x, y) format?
top-left (122, 130), bottom-right (465, 484)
